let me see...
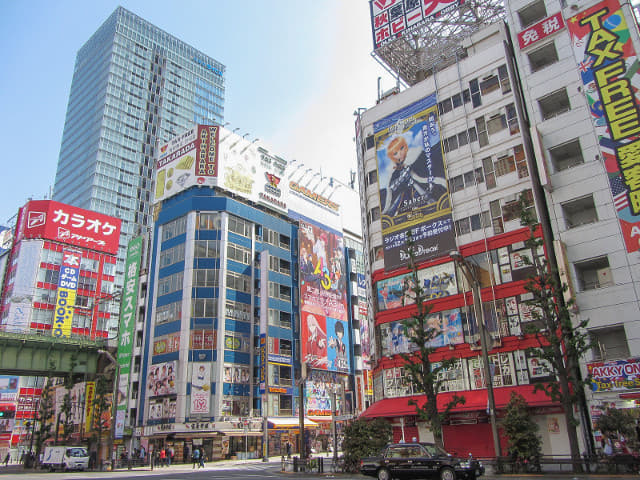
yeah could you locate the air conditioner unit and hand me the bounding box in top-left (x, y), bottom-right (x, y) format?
top-left (597, 268), bottom-right (613, 288)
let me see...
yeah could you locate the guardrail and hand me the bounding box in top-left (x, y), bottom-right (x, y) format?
top-left (484, 454), bottom-right (640, 474)
top-left (281, 455), bottom-right (344, 474)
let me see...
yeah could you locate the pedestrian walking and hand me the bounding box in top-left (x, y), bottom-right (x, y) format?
top-left (199, 450), bottom-right (205, 469)
top-left (192, 448), bottom-right (200, 469)
top-left (167, 446), bottom-right (174, 466)
top-left (160, 447), bottom-right (166, 467)
top-left (3, 452), bottom-right (10, 466)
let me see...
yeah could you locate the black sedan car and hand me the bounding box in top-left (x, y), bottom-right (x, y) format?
top-left (360, 442), bottom-right (484, 480)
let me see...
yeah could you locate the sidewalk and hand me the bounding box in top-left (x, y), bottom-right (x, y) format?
top-left (0, 455), bottom-right (282, 475)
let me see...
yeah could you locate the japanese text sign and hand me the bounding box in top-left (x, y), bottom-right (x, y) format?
top-left (51, 249), bottom-right (80, 338)
top-left (18, 200), bottom-right (121, 255)
top-left (518, 12), bottom-right (565, 49)
top-left (568, 0), bottom-right (640, 252)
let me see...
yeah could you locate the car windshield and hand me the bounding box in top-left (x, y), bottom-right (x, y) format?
top-left (66, 448), bottom-right (87, 457)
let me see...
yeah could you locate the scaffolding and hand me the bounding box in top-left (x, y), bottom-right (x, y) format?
top-left (371, 0), bottom-right (506, 86)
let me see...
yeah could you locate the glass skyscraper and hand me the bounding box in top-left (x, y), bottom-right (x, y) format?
top-left (53, 7), bottom-right (225, 280)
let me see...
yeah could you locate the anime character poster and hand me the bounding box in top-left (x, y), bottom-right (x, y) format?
top-left (327, 317), bottom-right (350, 373)
top-left (301, 311), bottom-right (328, 369)
top-left (298, 219), bottom-right (348, 322)
top-left (190, 362), bottom-right (211, 415)
top-left (374, 94), bottom-right (456, 270)
top-left (567, 0), bottom-right (640, 252)
top-left (146, 360), bottom-right (177, 397)
top-left (425, 309), bottom-right (464, 347)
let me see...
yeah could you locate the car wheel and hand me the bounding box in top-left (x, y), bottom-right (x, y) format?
top-left (439, 466), bottom-right (456, 480)
top-left (377, 467), bottom-right (391, 480)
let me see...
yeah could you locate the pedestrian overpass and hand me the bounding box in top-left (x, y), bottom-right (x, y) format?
top-left (0, 331), bottom-right (106, 376)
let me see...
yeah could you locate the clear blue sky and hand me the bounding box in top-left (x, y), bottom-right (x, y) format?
top-left (0, 1), bottom-right (394, 224)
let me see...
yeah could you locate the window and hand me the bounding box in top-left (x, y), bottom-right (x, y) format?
top-left (452, 93), bottom-right (463, 108)
top-left (549, 139), bottom-right (584, 171)
top-left (227, 243), bottom-right (251, 264)
top-left (463, 171), bottom-right (475, 187)
top-left (476, 117), bottom-right (488, 147)
top-left (498, 65), bottom-right (511, 93)
top-left (279, 234), bottom-right (290, 249)
top-left (490, 199), bottom-right (504, 234)
top-left (156, 301), bottom-right (181, 324)
top-left (487, 112), bottom-right (507, 135)
top-left (197, 212), bottom-right (220, 230)
top-left (157, 272), bottom-right (183, 296)
top-left (470, 79), bottom-right (482, 107)
top-left (591, 326), bottom-right (630, 361)
top-left (159, 243), bottom-right (185, 267)
top-left (483, 157), bottom-right (496, 189)
top-left (228, 215), bottom-right (251, 237)
top-left (455, 217), bottom-right (471, 235)
top-left (480, 75), bottom-right (500, 95)
top-left (518, 0), bottom-right (547, 28)
top-left (506, 103), bottom-right (519, 135)
top-left (367, 170), bottom-right (378, 186)
top-left (194, 239), bottom-right (219, 258)
top-left (369, 206), bottom-right (380, 223)
top-left (458, 131), bottom-right (469, 147)
top-left (539, 88), bottom-right (570, 120)
top-left (191, 298), bottom-right (217, 317)
top-left (161, 215), bottom-right (187, 241)
top-left (574, 256), bottom-right (613, 291)
top-left (193, 269), bottom-right (219, 287)
top-left (515, 144), bottom-right (528, 178)
top-left (438, 97), bottom-right (453, 114)
top-left (495, 154), bottom-right (516, 177)
top-left (562, 195), bottom-right (598, 229)
top-left (227, 271), bottom-right (251, 293)
top-left (268, 282), bottom-right (291, 301)
top-left (365, 135), bottom-right (375, 150)
top-left (450, 175), bottom-right (464, 193)
top-left (528, 42), bottom-right (559, 72)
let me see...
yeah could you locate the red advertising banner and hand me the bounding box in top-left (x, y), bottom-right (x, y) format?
top-left (517, 12), bottom-right (565, 49)
top-left (16, 200), bottom-right (121, 254)
top-left (567, 0), bottom-right (640, 252)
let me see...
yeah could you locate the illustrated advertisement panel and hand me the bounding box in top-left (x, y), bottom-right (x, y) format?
top-left (305, 371), bottom-right (341, 417)
top-left (327, 317), bottom-right (350, 373)
top-left (51, 249), bottom-right (80, 338)
top-left (146, 360), bottom-right (177, 397)
top-left (154, 125), bottom-right (220, 203)
top-left (374, 94), bottom-right (455, 270)
top-left (298, 219), bottom-right (348, 322)
top-left (568, 0), bottom-right (640, 252)
top-left (148, 397), bottom-right (177, 423)
top-left (18, 200), bottom-right (121, 254)
top-left (376, 261), bottom-right (457, 311)
top-left (379, 309), bottom-right (463, 356)
top-left (190, 362), bottom-right (211, 415)
top-left (370, 0), bottom-right (465, 50)
top-left (301, 311), bottom-right (328, 370)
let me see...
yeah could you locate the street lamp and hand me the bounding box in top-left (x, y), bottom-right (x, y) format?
top-left (449, 250), bottom-right (502, 460)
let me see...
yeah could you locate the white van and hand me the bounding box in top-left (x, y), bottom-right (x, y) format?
top-left (41, 446), bottom-right (89, 471)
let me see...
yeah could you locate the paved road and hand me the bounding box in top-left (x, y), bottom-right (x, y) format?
top-left (0, 459), bottom-right (638, 480)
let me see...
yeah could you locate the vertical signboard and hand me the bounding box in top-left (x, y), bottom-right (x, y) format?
top-left (567, 0), bottom-right (640, 252)
top-left (84, 381), bottom-right (95, 432)
top-left (52, 249), bottom-right (81, 338)
top-left (374, 94), bottom-right (455, 270)
top-left (259, 252), bottom-right (269, 395)
top-left (115, 236), bottom-right (143, 438)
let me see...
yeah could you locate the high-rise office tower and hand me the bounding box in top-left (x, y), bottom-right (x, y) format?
top-left (53, 7), bottom-right (225, 280)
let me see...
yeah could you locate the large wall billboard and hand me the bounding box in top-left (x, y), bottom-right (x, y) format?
top-left (370, 0), bottom-right (465, 50)
top-left (16, 200), bottom-right (121, 255)
top-left (567, 0), bottom-right (640, 253)
top-left (374, 94), bottom-right (455, 270)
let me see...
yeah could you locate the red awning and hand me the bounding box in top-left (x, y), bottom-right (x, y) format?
top-left (360, 385), bottom-right (556, 418)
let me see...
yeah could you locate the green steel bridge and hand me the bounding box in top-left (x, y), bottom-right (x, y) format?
top-left (0, 331), bottom-right (108, 376)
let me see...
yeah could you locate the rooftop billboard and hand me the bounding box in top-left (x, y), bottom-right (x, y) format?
top-left (15, 200), bottom-right (121, 255)
top-left (370, 0), bottom-right (465, 50)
